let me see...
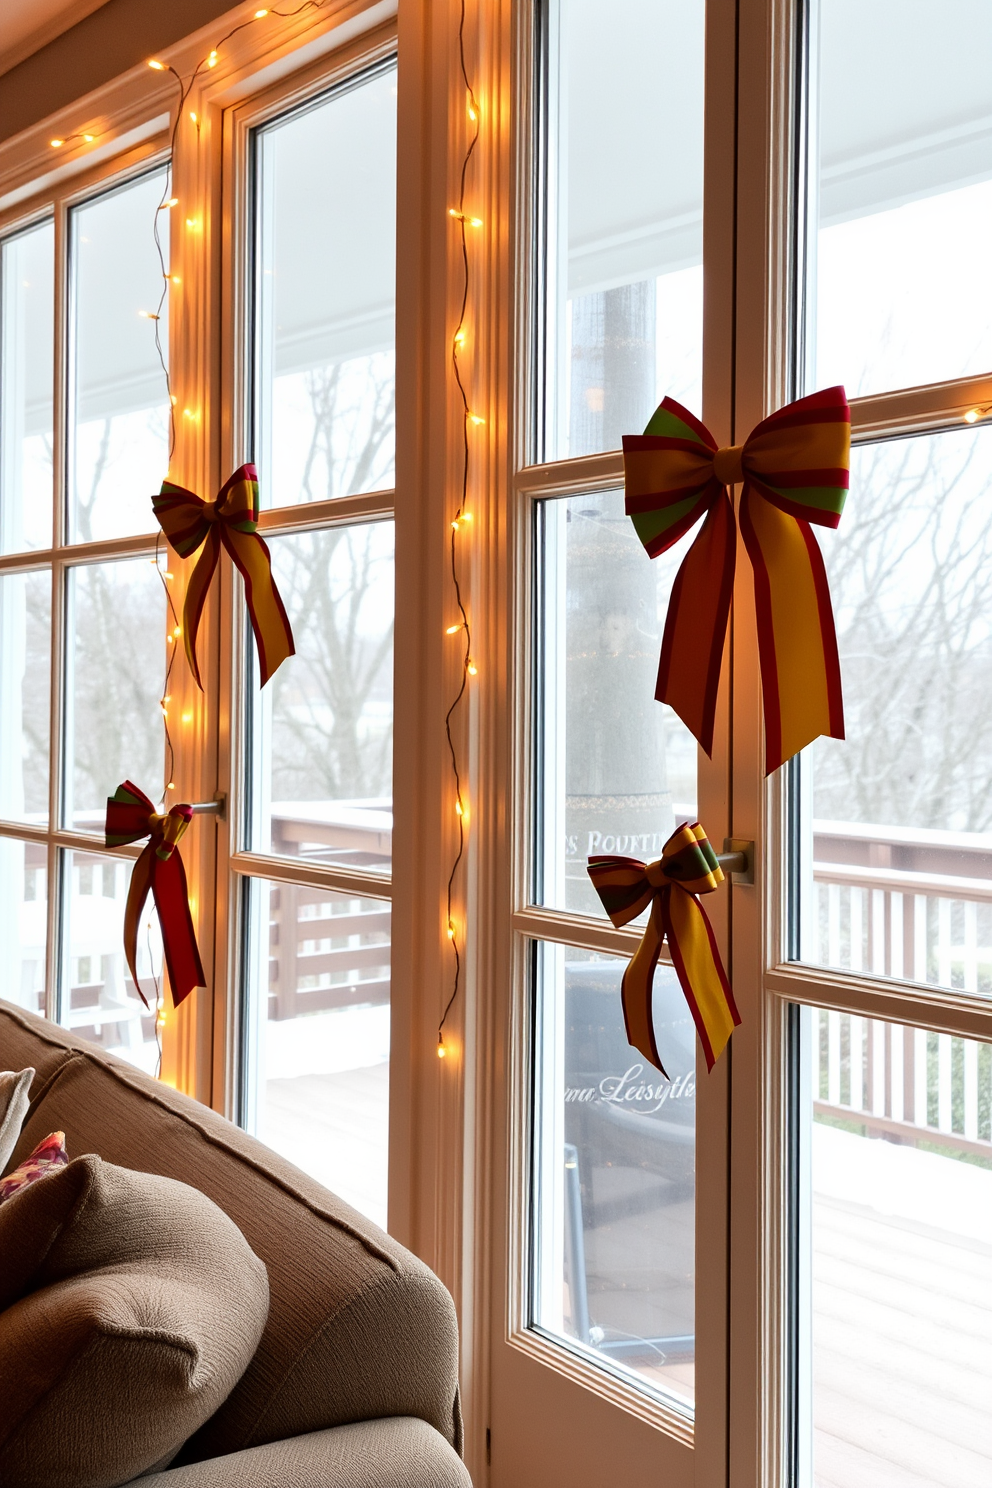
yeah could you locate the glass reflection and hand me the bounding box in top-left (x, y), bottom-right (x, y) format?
top-left (804, 430), bottom-right (992, 995)
top-left (70, 171), bottom-right (170, 541)
top-left (244, 879), bottom-right (390, 1227)
top-left (62, 848), bottom-right (162, 1075)
top-left (249, 523), bottom-right (394, 872)
top-left (0, 839), bottom-right (46, 1015)
top-left (0, 222), bottom-right (54, 552)
top-left (800, 1006), bottom-right (992, 1488)
top-left (538, 491), bottom-right (697, 917)
top-left (814, 0), bottom-right (992, 395)
top-left (531, 944), bottom-right (696, 1407)
top-left (254, 64), bottom-right (396, 505)
top-left (545, 0), bottom-right (704, 457)
top-left (66, 559), bottom-right (165, 831)
top-left (0, 571), bottom-right (50, 825)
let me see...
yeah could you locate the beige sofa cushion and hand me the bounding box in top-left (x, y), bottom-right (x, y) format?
top-left (0, 1155), bottom-right (269, 1488)
top-left (0, 1003), bottom-right (462, 1463)
top-left (141, 1418), bottom-right (474, 1488)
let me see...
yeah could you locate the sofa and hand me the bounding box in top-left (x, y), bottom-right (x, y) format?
top-left (0, 999), bottom-right (473, 1488)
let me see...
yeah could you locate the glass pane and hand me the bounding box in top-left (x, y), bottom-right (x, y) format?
top-left (0, 839), bottom-right (46, 1015)
top-left (537, 491), bottom-right (697, 917)
top-left (66, 559), bottom-right (165, 831)
top-left (801, 429), bottom-right (992, 995)
top-left (0, 222), bottom-right (54, 551)
top-left (248, 523), bottom-right (393, 873)
top-left (0, 571), bottom-right (50, 824)
top-left (243, 878), bottom-right (390, 1227)
top-left (254, 64), bottom-right (396, 506)
top-left (800, 1007), bottom-right (992, 1487)
top-left (62, 847), bottom-right (162, 1075)
top-left (543, 0), bottom-right (704, 459)
top-left (531, 942), bottom-right (696, 1408)
top-left (813, 0), bottom-right (992, 396)
top-left (70, 171), bottom-right (170, 542)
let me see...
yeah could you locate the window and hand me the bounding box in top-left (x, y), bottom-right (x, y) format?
top-left (4, 1), bottom-right (992, 1484)
top-left (787, 5), bottom-right (992, 1483)
top-left (0, 169), bottom-right (169, 1071)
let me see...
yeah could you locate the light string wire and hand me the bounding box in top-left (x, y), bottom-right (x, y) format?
top-left (139, 4), bottom-right (338, 811)
top-left (438, 0), bottom-right (481, 1058)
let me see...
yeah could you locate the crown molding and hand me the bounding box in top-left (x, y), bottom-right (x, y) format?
top-left (0, 0), bottom-right (396, 222)
top-left (0, 0), bottom-right (111, 79)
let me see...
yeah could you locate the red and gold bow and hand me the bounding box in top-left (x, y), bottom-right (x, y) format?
top-left (105, 781), bottom-right (206, 1008)
top-left (623, 386), bottom-right (850, 773)
top-left (152, 464), bottom-right (294, 689)
top-left (587, 822), bottom-right (740, 1075)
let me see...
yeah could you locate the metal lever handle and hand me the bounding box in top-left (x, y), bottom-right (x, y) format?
top-left (187, 794), bottom-right (226, 819)
top-left (717, 838), bottom-right (754, 884)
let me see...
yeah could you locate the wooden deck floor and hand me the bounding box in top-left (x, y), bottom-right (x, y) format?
top-left (813, 1192), bottom-right (992, 1488)
top-left (248, 1062), bottom-right (991, 1482)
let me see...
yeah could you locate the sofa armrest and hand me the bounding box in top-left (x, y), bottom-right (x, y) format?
top-left (144, 1419), bottom-right (472, 1488)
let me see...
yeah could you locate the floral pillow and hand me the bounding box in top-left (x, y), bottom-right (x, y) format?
top-left (0, 1132), bottom-right (69, 1206)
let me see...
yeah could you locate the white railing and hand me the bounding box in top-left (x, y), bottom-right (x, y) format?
top-left (811, 1008), bottom-right (992, 1153)
top-left (813, 819), bottom-right (992, 993)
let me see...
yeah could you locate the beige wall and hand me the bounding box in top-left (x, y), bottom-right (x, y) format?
top-left (0, 0), bottom-right (235, 144)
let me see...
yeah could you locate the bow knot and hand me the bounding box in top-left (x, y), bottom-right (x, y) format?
top-left (152, 465), bottom-right (293, 689)
top-left (149, 804), bottom-right (193, 861)
top-left (588, 822), bottom-right (739, 1075)
top-left (105, 782), bottom-right (206, 1008)
top-left (712, 444), bottom-right (744, 485)
top-left (623, 386), bottom-right (850, 772)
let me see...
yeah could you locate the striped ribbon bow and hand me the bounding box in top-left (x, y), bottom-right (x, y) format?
top-left (105, 782), bottom-right (206, 1008)
top-left (152, 464), bottom-right (294, 689)
top-left (623, 385), bottom-right (850, 773)
top-left (587, 822), bottom-right (740, 1075)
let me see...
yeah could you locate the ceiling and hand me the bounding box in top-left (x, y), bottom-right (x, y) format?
top-left (0, 0), bottom-right (109, 75)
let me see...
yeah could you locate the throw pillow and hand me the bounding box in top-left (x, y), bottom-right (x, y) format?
top-left (0, 1068), bottom-right (34, 1176)
top-left (0, 1154), bottom-right (269, 1488)
top-left (0, 1130), bottom-right (67, 1204)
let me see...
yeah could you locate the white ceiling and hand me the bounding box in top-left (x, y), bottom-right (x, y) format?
top-left (0, 0), bottom-right (109, 75)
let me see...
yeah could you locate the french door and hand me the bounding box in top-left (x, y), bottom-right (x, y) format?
top-left (461, 0), bottom-right (992, 1484)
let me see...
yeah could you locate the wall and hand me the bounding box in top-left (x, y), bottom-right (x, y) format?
top-left (0, 0), bottom-right (235, 143)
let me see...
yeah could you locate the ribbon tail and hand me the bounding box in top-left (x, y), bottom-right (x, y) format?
top-left (182, 528), bottom-right (221, 692)
top-left (122, 846), bottom-right (155, 1009)
top-left (620, 896), bottom-right (668, 1076)
top-left (150, 851), bottom-right (206, 1007)
top-left (656, 488), bottom-right (736, 756)
top-left (663, 884), bottom-right (740, 1071)
top-left (226, 530), bottom-right (295, 687)
top-left (740, 487), bottom-right (844, 774)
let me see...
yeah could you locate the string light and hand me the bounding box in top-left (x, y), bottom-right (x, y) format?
top-left (138, 310), bottom-right (160, 319)
top-left (148, 59), bottom-right (165, 70)
top-left (438, 1), bottom-right (482, 1063)
top-left (189, 111), bottom-right (198, 125)
top-left (964, 406), bottom-right (990, 424)
top-left (50, 138), bottom-right (64, 148)
top-left (207, 50), bottom-right (219, 67)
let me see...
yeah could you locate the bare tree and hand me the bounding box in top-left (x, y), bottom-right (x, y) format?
top-left (816, 432), bottom-right (992, 831)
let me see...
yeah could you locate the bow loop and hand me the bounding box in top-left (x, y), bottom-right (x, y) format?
top-left (587, 823), bottom-right (739, 1075)
top-left (152, 464), bottom-right (294, 689)
top-left (104, 782), bottom-right (206, 1009)
top-left (623, 385), bottom-right (850, 771)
